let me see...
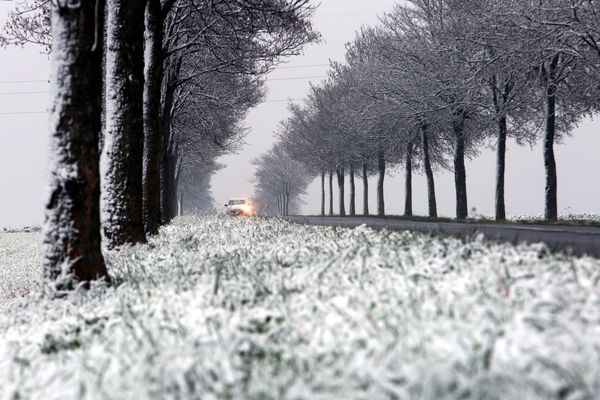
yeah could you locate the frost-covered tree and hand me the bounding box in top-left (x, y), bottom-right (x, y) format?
top-left (0, 0), bottom-right (51, 51)
top-left (102, 0), bottom-right (147, 249)
top-left (158, 0), bottom-right (318, 223)
top-left (142, 0), bottom-right (166, 236)
top-left (518, 1), bottom-right (599, 221)
top-left (254, 144), bottom-right (311, 216)
top-left (42, 1), bottom-right (109, 288)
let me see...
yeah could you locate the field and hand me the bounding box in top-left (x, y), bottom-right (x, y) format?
top-left (1, 215), bottom-right (599, 399)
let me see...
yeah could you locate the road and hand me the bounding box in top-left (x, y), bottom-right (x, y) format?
top-left (284, 216), bottom-right (600, 258)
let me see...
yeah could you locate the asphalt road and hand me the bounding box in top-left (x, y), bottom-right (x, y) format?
top-left (284, 216), bottom-right (600, 258)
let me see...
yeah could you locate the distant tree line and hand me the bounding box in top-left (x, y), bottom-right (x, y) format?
top-left (1, 0), bottom-right (317, 288)
top-left (276, 0), bottom-right (600, 221)
top-left (253, 144), bottom-right (311, 216)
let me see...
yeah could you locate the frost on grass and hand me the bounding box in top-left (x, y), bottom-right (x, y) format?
top-left (0, 233), bottom-right (42, 302)
top-left (1, 215), bottom-right (600, 399)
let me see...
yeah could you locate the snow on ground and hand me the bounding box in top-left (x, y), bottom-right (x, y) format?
top-left (0, 232), bottom-right (42, 302)
top-left (0, 215), bottom-right (600, 399)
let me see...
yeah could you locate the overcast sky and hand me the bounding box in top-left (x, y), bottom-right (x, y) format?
top-left (1, 0), bottom-right (599, 228)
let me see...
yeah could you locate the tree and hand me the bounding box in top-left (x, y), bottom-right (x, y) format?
top-left (43, 0), bottom-right (109, 288)
top-left (157, 0), bottom-right (318, 223)
top-left (142, 0), bottom-right (165, 236)
top-left (0, 1), bottom-right (51, 51)
top-left (102, 0), bottom-right (147, 249)
top-left (254, 144), bottom-right (311, 216)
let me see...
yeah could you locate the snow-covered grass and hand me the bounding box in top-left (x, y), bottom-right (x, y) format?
top-left (0, 232), bottom-right (42, 302)
top-left (1, 215), bottom-right (600, 399)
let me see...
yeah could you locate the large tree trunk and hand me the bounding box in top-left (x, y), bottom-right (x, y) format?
top-left (320, 171), bottom-right (325, 216)
top-left (104, 0), bottom-right (147, 249)
top-left (43, 1), bottom-right (110, 288)
top-left (349, 165), bottom-right (356, 216)
top-left (362, 161), bottom-right (369, 216)
top-left (159, 56), bottom-right (182, 224)
top-left (421, 126), bottom-right (437, 218)
top-left (495, 114), bottom-right (507, 221)
top-left (329, 172), bottom-right (334, 216)
top-left (142, 0), bottom-right (163, 236)
top-left (492, 77), bottom-right (509, 222)
top-left (544, 57), bottom-right (559, 222)
top-left (377, 149), bottom-right (385, 216)
top-left (404, 143), bottom-right (413, 217)
top-left (453, 113), bottom-right (468, 220)
top-left (337, 167), bottom-right (346, 216)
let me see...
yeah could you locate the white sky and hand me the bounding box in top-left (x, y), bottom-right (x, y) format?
top-left (1, 0), bottom-right (599, 228)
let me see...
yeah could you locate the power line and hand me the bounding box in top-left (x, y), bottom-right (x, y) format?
top-left (262, 98), bottom-right (303, 104)
top-left (315, 11), bottom-right (383, 19)
top-left (275, 64), bottom-right (329, 70)
top-left (0, 90), bottom-right (49, 95)
top-left (266, 75), bottom-right (326, 82)
top-left (0, 111), bottom-right (47, 116)
top-left (0, 79), bottom-right (48, 84)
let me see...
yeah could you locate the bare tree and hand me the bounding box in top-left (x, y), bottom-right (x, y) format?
top-left (43, 1), bottom-right (109, 288)
top-left (254, 144), bottom-right (311, 216)
top-left (102, 0), bottom-right (147, 249)
top-left (0, 0), bottom-right (51, 51)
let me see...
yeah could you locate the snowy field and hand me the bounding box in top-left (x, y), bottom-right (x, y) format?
top-left (1, 216), bottom-right (600, 399)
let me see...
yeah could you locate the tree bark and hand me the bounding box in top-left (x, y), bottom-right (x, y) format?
top-left (277, 195), bottom-right (281, 216)
top-left (421, 125), bottom-right (437, 218)
top-left (404, 143), bottom-right (413, 217)
top-left (362, 161), bottom-right (369, 216)
top-left (377, 149), bottom-right (385, 216)
top-left (142, 0), bottom-right (163, 236)
top-left (320, 171), bottom-right (325, 216)
top-left (337, 167), bottom-right (346, 216)
top-left (349, 165), bottom-right (356, 216)
top-left (544, 57), bottom-right (559, 222)
top-left (495, 114), bottom-right (507, 221)
top-left (329, 172), bottom-right (334, 216)
top-left (43, 0), bottom-right (110, 288)
top-left (453, 113), bottom-right (468, 220)
top-left (104, 0), bottom-right (147, 249)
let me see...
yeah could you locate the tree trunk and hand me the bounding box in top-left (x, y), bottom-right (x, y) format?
top-left (277, 195), bottom-right (281, 216)
top-left (177, 191), bottom-right (183, 216)
top-left (320, 171), bottom-right (325, 216)
top-left (159, 84), bottom-right (176, 224)
top-left (329, 172), bottom-right (334, 216)
top-left (544, 59), bottom-right (559, 222)
top-left (495, 114), bottom-right (507, 221)
top-left (421, 126), bottom-right (437, 218)
top-left (453, 113), bottom-right (468, 220)
top-left (404, 143), bottom-right (413, 217)
top-left (142, 0), bottom-right (163, 236)
top-left (362, 161), bottom-right (369, 216)
top-left (377, 149), bottom-right (385, 216)
top-left (43, 1), bottom-right (110, 288)
top-left (337, 167), bottom-right (346, 216)
top-left (104, 0), bottom-right (147, 249)
top-left (349, 165), bottom-right (356, 216)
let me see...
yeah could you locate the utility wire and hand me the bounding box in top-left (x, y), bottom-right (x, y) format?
top-left (315, 11), bottom-right (383, 18)
top-left (267, 75), bottom-right (326, 81)
top-left (262, 98), bottom-right (303, 104)
top-left (275, 64), bottom-right (329, 70)
top-left (0, 74), bottom-right (326, 95)
top-left (0, 90), bottom-right (49, 95)
top-left (0, 79), bottom-right (48, 84)
top-left (0, 111), bottom-right (47, 115)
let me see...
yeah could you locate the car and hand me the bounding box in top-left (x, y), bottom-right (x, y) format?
top-left (225, 198), bottom-right (254, 216)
